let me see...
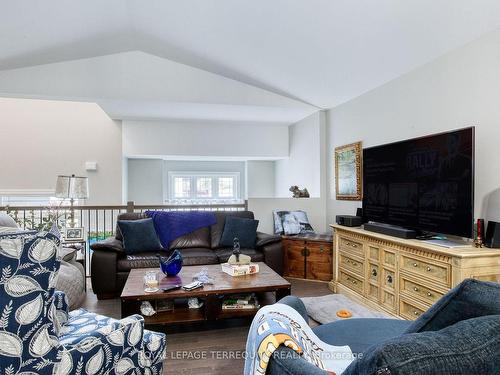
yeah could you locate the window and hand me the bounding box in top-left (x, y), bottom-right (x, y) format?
top-left (168, 172), bottom-right (239, 201)
top-left (0, 190), bottom-right (58, 206)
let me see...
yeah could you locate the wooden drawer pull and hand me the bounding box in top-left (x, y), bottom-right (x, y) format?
top-left (386, 275), bottom-right (393, 284)
top-left (426, 266), bottom-right (432, 272)
top-left (371, 269), bottom-right (377, 277)
top-left (413, 262), bottom-right (418, 267)
top-left (427, 292), bottom-right (433, 297)
top-left (413, 287), bottom-right (419, 292)
top-left (414, 310), bottom-right (420, 316)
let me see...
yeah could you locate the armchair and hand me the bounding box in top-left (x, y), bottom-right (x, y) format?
top-left (0, 227), bottom-right (166, 375)
top-left (262, 280), bottom-right (500, 375)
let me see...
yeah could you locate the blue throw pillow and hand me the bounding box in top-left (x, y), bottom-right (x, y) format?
top-left (117, 218), bottom-right (162, 254)
top-left (220, 216), bottom-right (259, 249)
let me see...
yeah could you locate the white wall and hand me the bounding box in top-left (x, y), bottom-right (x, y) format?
top-left (275, 111), bottom-right (324, 197)
top-left (127, 159), bottom-right (164, 204)
top-left (122, 120), bottom-right (289, 159)
top-left (248, 198), bottom-right (327, 234)
top-left (247, 161), bottom-right (275, 198)
top-left (0, 97), bottom-right (123, 204)
top-left (326, 28), bottom-right (500, 227)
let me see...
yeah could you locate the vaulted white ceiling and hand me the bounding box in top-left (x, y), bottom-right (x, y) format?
top-left (1, 0), bottom-right (500, 122)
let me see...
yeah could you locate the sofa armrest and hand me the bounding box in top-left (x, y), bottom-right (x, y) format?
top-left (260, 241), bottom-right (283, 275)
top-left (90, 236), bottom-right (124, 253)
top-left (256, 231), bottom-right (281, 247)
top-left (91, 247), bottom-right (119, 296)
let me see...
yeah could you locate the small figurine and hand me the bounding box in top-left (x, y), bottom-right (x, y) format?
top-left (289, 185), bottom-right (310, 198)
top-left (228, 237), bottom-right (251, 265)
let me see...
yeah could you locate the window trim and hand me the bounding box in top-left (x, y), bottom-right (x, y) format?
top-left (167, 172), bottom-right (240, 200)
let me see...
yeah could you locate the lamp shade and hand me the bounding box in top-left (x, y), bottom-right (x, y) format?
top-left (55, 175), bottom-right (89, 200)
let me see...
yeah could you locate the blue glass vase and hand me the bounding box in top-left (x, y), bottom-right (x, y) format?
top-left (158, 249), bottom-right (183, 276)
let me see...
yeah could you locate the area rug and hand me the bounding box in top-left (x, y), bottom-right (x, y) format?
top-left (301, 294), bottom-right (391, 324)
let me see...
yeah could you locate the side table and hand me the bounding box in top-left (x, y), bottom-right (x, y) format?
top-left (282, 233), bottom-right (334, 282)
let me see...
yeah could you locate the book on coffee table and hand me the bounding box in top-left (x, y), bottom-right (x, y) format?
top-left (221, 262), bottom-right (260, 277)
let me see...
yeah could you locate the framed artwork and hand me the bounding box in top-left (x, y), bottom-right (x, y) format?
top-left (335, 142), bottom-right (362, 200)
top-left (64, 227), bottom-right (84, 241)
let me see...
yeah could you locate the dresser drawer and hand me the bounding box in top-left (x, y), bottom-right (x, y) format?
top-left (339, 236), bottom-right (363, 257)
top-left (367, 283), bottom-right (380, 302)
top-left (382, 249), bottom-right (397, 268)
top-left (401, 255), bottom-right (450, 286)
top-left (400, 277), bottom-right (444, 305)
top-left (368, 263), bottom-right (379, 283)
top-left (400, 299), bottom-right (428, 321)
top-left (339, 270), bottom-right (364, 294)
top-left (339, 251), bottom-right (364, 276)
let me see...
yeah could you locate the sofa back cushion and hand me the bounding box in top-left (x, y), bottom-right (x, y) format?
top-left (405, 279), bottom-right (500, 333)
top-left (210, 211), bottom-right (255, 249)
top-left (343, 314), bottom-right (500, 375)
top-left (169, 227), bottom-right (211, 249)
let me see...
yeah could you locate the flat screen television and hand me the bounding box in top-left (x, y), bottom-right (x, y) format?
top-left (362, 127), bottom-right (474, 238)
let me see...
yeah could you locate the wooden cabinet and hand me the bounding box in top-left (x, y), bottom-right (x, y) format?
top-left (330, 224), bottom-right (500, 320)
top-left (282, 234), bottom-right (333, 282)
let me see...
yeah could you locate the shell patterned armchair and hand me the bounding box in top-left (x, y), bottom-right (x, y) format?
top-left (0, 226), bottom-right (166, 375)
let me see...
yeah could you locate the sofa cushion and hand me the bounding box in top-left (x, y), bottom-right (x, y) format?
top-left (220, 216), bottom-right (259, 249)
top-left (312, 318), bottom-right (411, 355)
top-left (115, 212), bottom-right (147, 241)
top-left (169, 226), bottom-right (211, 250)
top-left (215, 248), bottom-right (265, 263)
top-left (211, 211), bottom-right (255, 249)
top-left (178, 248), bottom-right (219, 266)
top-left (343, 314), bottom-right (500, 375)
top-left (117, 218), bottom-right (163, 254)
top-left (405, 278), bottom-right (500, 333)
top-left (117, 251), bottom-right (161, 272)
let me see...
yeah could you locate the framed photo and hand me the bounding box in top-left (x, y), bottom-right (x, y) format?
top-left (335, 142), bottom-right (362, 200)
top-left (64, 227), bottom-right (84, 241)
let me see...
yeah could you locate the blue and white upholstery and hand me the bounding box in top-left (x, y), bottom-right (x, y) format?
top-left (0, 226), bottom-right (166, 374)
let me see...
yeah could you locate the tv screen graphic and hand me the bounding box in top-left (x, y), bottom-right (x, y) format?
top-left (363, 127), bottom-right (474, 238)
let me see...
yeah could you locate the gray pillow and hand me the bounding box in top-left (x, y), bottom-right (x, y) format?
top-left (0, 213), bottom-right (18, 228)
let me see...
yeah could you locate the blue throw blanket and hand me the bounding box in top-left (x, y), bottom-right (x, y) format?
top-left (145, 210), bottom-right (217, 248)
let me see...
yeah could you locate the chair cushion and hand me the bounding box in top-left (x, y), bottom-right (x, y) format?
top-left (405, 278), bottom-right (500, 333)
top-left (215, 247), bottom-right (264, 263)
top-left (210, 211), bottom-right (255, 248)
top-left (117, 218), bottom-right (162, 254)
top-left (312, 318), bottom-right (411, 355)
top-left (220, 216), bottom-right (259, 249)
top-left (169, 226), bottom-right (211, 250)
top-left (343, 314), bottom-right (500, 375)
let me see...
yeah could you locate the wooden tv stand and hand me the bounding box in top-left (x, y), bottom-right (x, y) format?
top-left (329, 224), bottom-right (500, 320)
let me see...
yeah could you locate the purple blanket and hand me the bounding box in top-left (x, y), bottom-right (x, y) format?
top-left (145, 210), bottom-right (217, 248)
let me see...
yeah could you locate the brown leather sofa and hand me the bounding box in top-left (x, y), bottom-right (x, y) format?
top-left (90, 210), bottom-right (283, 299)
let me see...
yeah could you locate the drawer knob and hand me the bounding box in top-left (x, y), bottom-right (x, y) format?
top-left (352, 280), bottom-right (357, 285)
top-left (346, 259), bottom-right (350, 263)
top-left (352, 262), bottom-right (357, 266)
top-left (427, 292), bottom-right (433, 297)
top-left (413, 263), bottom-right (418, 267)
top-left (414, 311), bottom-right (420, 316)
top-left (371, 269), bottom-right (377, 277)
top-left (426, 266), bottom-right (432, 272)
top-left (320, 246), bottom-right (324, 253)
top-left (352, 244), bottom-right (358, 248)
top-left (413, 287), bottom-right (419, 292)
top-left (386, 275), bottom-right (393, 284)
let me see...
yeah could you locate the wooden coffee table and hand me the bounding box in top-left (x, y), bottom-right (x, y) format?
top-left (120, 262), bottom-right (291, 326)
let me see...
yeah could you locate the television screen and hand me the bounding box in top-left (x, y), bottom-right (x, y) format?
top-left (363, 127), bottom-right (474, 238)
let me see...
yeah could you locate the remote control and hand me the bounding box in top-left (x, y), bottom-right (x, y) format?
top-left (182, 281), bottom-right (203, 291)
top-left (162, 284), bottom-right (182, 292)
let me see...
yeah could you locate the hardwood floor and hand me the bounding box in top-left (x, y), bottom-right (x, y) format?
top-left (82, 277), bottom-right (331, 375)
